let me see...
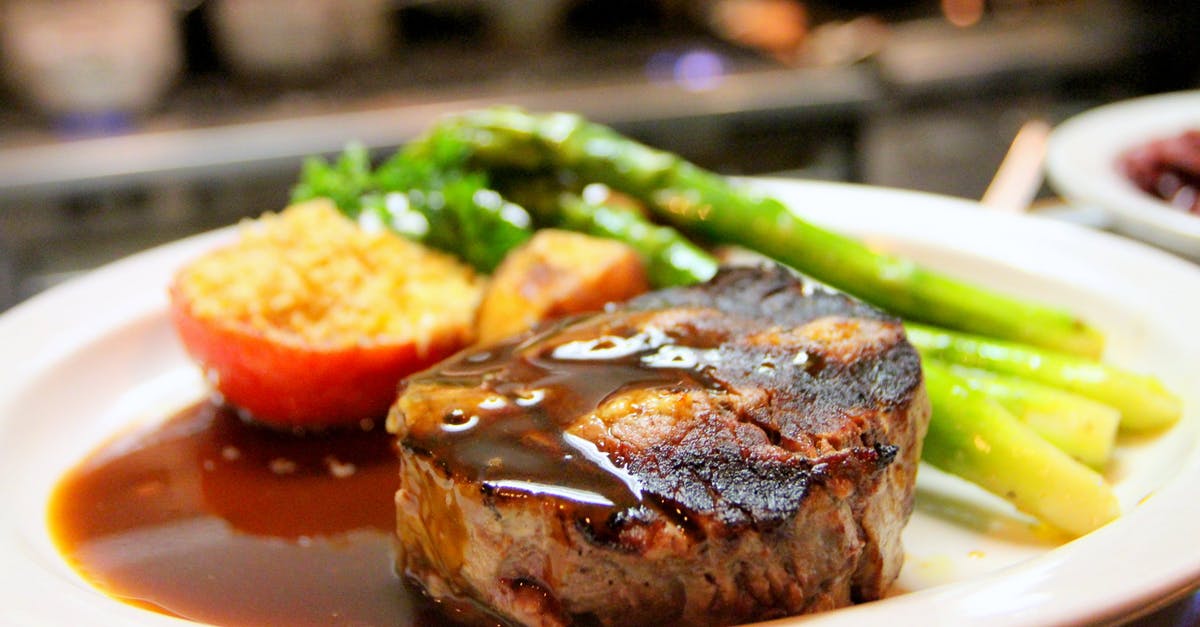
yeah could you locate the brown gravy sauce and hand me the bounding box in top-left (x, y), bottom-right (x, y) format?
top-left (403, 314), bottom-right (725, 540)
top-left (48, 402), bottom-right (458, 626)
top-left (50, 315), bottom-right (723, 625)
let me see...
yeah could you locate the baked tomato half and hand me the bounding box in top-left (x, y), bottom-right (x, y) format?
top-left (169, 287), bottom-right (469, 428)
top-left (168, 201), bottom-right (482, 429)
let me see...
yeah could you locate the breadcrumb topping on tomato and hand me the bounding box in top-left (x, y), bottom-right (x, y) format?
top-left (175, 200), bottom-right (483, 352)
top-left (168, 200), bottom-right (486, 427)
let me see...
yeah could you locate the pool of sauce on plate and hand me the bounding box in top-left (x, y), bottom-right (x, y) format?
top-left (50, 315), bottom-right (725, 625)
top-left (48, 402), bottom-right (463, 626)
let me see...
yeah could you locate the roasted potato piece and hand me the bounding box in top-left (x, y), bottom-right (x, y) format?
top-left (476, 229), bottom-right (651, 344)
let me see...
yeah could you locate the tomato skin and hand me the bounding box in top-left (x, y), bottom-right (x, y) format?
top-left (168, 283), bottom-right (461, 429)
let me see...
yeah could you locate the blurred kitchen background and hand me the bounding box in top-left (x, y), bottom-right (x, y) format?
top-left (0, 0), bottom-right (1197, 311)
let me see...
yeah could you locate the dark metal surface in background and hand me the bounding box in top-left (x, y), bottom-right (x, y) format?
top-left (0, 0), bottom-right (1195, 309)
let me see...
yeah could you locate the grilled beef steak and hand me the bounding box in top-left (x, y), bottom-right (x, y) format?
top-left (388, 265), bottom-right (930, 626)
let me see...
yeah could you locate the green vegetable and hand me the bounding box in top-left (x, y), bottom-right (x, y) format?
top-left (291, 138), bottom-right (534, 272)
top-left (941, 363), bottom-right (1119, 468)
top-left (286, 107), bottom-right (1184, 539)
top-left (409, 107), bottom-right (1105, 358)
top-left (290, 142), bottom-right (375, 214)
top-left (922, 361), bottom-right (1121, 537)
top-left (500, 177), bottom-right (718, 287)
top-left (908, 323), bottom-right (1181, 432)
top-left (558, 188), bottom-right (717, 287)
top-left (355, 187), bottom-right (531, 273)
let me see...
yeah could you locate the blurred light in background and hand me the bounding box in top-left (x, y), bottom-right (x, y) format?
top-left (645, 48), bottom-right (728, 92)
top-left (941, 0), bottom-right (985, 27)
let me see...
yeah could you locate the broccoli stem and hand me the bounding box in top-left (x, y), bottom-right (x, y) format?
top-left (907, 323), bottom-right (1181, 432)
top-left (922, 362), bottom-right (1121, 537)
top-left (939, 363), bottom-right (1119, 468)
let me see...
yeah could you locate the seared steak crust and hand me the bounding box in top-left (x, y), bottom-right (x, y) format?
top-left (390, 265), bottom-right (930, 626)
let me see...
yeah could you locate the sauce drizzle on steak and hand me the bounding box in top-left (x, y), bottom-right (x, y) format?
top-left (391, 265), bottom-right (930, 626)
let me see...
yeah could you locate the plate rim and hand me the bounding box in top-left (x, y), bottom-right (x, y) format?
top-left (2, 178), bottom-right (1199, 626)
top-left (1045, 89), bottom-right (1200, 255)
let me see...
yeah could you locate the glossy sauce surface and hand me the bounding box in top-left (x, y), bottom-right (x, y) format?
top-left (50, 313), bottom-right (746, 624)
top-left (401, 313), bottom-right (726, 539)
top-left (48, 402), bottom-right (453, 626)
top-left (48, 316), bottom-right (726, 625)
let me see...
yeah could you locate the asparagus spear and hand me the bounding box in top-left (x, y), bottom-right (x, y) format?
top-left (409, 107), bottom-right (1105, 358)
top-left (922, 362), bottom-right (1121, 537)
top-left (500, 176), bottom-right (718, 287)
top-left (940, 362), bottom-right (1119, 468)
top-left (557, 190), bottom-right (719, 287)
top-left (908, 323), bottom-right (1181, 432)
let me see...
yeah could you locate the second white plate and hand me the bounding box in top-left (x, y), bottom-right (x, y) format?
top-left (1046, 90), bottom-right (1200, 259)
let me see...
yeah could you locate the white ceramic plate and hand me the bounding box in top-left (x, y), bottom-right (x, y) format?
top-left (1045, 90), bottom-right (1200, 260)
top-left (1, 180), bottom-right (1198, 626)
